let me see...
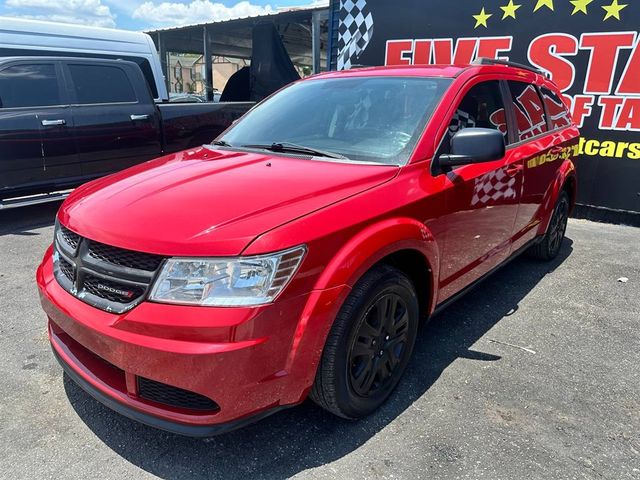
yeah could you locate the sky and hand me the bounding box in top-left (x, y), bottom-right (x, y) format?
top-left (0, 0), bottom-right (328, 31)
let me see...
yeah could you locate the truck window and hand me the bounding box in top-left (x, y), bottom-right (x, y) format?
top-left (507, 81), bottom-right (549, 142)
top-left (0, 63), bottom-right (61, 108)
top-left (0, 47), bottom-right (159, 99)
top-left (540, 87), bottom-right (572, 130)
top-left (440, 80), bottom-right (508, 154)
top-left (68, 64), bottom-right (137, 105)
top-left (131, 58), bottom-right (159, 99)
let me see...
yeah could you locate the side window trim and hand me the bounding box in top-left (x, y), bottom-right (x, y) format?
top-left (499, 79), bottom-right (518, 146)
top-left (537, 85), bottom-right (555, 132)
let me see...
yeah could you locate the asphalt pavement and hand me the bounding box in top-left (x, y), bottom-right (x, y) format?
top-left (0, 202), bottom-right (638, 480)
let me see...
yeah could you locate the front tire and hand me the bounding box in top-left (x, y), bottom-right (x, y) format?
top-left (310, 264), bottom-right (419, 419)
top-left (529, 190), bottom-right (570, 261)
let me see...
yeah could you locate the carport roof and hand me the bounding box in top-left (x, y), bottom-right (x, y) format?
top-left (145, 7), bottom-right (329, 66)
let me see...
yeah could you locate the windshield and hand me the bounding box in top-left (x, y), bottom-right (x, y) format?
top-left (219, 76), bottom-right (451, 165)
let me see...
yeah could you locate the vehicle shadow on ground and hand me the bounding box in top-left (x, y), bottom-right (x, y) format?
top-left (64, 239), bottom-right (573, 480)
top-left (0, 202), bottom-right (60, 236)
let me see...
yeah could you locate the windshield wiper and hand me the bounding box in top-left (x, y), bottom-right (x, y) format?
top-left (240, 142), bottom-right (347, 160)
top-left (211, 140), bottom-right (232, 147)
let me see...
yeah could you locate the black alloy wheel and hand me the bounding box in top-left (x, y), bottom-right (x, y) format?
top-left (548, 194), bottom-right (569, 256)
top-left (529, 190), bottom-right (570, 261)
top-left (310, 264), bottom-right (419, 419)
top-left (348, 293), bottom-right (411, 397)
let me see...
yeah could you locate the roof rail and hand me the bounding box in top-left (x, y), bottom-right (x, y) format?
top-left (472, 57), bottom-right (549, 77)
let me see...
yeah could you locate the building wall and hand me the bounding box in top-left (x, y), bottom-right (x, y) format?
top-left (168, 54), bottom-right (245, 95)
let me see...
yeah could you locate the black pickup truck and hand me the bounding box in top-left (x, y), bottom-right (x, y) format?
top-left (0, 57), bottom-right (253, 206)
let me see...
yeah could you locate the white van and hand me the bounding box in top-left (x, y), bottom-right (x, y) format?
top-left (0, 17), bottom-right (168, 101)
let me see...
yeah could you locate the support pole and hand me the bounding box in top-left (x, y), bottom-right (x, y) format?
top-left (311, 11), bottom-right (322, 74)
top-left (203, 26), bottom-right (214, 101)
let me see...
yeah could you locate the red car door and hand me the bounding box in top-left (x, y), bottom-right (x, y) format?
top-left (506, 81), bottom-right (574, 252)
top-left (436, 79), bottom-right (524, 303)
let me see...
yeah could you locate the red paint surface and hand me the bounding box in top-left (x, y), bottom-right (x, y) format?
top-left (37, 64), bottom-right (578, 429)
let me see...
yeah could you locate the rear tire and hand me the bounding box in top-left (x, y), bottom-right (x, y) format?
top-left (529, 190), bottom-right (570, 261)
top-left (310, 264), bottom-right (419, 419)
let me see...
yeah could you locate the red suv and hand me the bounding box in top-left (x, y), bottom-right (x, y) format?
top-left (37, 60), bottom-right (578, 436)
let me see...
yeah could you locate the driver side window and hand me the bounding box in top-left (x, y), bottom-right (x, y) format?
top-left (439, 80), bottom-right (508, 155)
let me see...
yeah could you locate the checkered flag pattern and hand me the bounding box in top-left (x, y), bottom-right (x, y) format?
top-left (449, 109), bottom-right (476, 133)
top-left (471, 167), bottom-right (517, 206)
top-left (337, 0), bottom-right (374, 70)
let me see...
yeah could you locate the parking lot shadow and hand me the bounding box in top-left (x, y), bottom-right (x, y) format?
top-left (0, 202), bottom-right (61, 236)
top-left (64, 239), bottom-right (573, 480)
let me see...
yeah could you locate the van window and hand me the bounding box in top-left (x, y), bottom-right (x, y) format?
top-left (69, 64), bottom-right (136, 104)
top-left (507, 81), bottom-right (548, 142)
top-left (0, 63), bottom-right (61, 108)
top-left (540, 87), bottom-right (572, 130)
top-left (439, 80), bottom-right (508, 154)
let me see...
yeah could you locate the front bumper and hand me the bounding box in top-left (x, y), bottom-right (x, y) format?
top-left (37, 245), bottom-right (349, 435)
top-left (50, 340), bottom-right (290, 436)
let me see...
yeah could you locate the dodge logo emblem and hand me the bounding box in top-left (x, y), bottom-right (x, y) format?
top-left (96, 283), bottom-right (135, 299)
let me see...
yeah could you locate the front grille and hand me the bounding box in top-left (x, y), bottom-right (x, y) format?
top-left (58, 256), bottom-right (75, 282)
top-left (53, 222), bottom-right (165, 314)
top-left (137, 376), bottom-right (219, 412)
top-left (88, 241), bottom-right (163, 272)
top-left (60, 225), bottom-right (80, 251)
top-left (83, 274), bottom-right (145, 304)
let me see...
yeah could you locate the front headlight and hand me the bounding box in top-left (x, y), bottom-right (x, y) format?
top-left (148, 245), bottom-right (306, 307)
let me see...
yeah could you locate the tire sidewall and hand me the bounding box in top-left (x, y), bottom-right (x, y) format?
top-left (546, 191), bottom-right (570, 258)
top-left (331, 270), bottom-right (419, 418)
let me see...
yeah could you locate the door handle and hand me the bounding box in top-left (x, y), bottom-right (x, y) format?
top-left (130, 114), bottom-right (150, 121)
top-left (41, 119), bottom-right (66, 126)
top-left (506, 164), bottom-right (524, 176)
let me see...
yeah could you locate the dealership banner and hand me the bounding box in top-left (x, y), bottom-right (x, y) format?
top-left (333, 0), bottom-right (640, 214)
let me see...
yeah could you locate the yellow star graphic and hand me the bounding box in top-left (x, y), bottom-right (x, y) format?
top-left (473, 7), bottom-right (492, 28)
top-left (533, 0), bottom-right (554, 12)
top-left (570, 0), bottom-right (593, 15)
top-left (602, 0), bottom-right (627, 20)
top-left (500, 0), bottom-right (522, 19)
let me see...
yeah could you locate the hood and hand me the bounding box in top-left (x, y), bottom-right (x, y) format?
top-left (59, 147), bottom-right (398, 256)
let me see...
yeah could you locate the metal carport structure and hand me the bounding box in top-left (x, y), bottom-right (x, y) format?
top-left (146, 6), bottom-right (330, 101)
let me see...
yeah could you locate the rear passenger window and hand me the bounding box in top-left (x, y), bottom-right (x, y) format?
top-left (540, 87), bottom-right (572, 130)
top-left (0, 64), bottom-right (61, 108)
top-left (440, 80), bottom-right (508, 154)
top-left (507, 81), bottom-right (548, 142)
top-left (69, 64), bottom-right (136, 104)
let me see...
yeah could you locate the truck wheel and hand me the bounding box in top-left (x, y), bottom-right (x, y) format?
top-left (529, 191), bottom-right (570, 261)
top-left (310, 264), bottom-right (419, 419)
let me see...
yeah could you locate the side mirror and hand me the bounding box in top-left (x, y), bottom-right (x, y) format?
top-left (438, 128), bottom-right (506, 169)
